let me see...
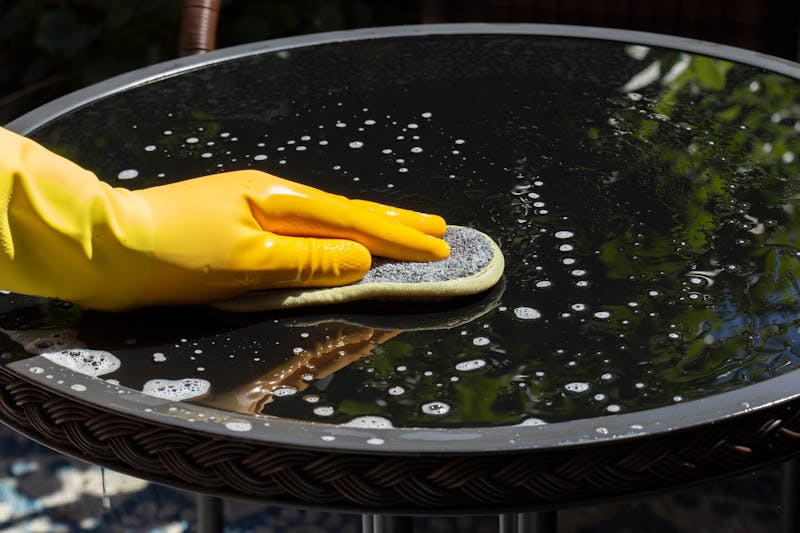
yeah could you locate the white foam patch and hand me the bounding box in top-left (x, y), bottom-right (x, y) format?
top-left (41, 349), bottom-right (120, 377)
top-left (564, 382), bottom-right (590, 394)
top-left (513, 307), bottom-right (541, 320)
top-left (142, 378), bottom-right (210, 401)
top-left (517, 417), bottom-right (547, 426)
top-left (343, 416), bottom-right (394, 428)
top-left (117, 169), bottom-right (139, 180)
top-left (224, 421), bottom-right (252, 432)
top-left (455, 359), bottom-right (487, 371)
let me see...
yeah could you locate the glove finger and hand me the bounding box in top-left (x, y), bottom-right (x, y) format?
top-left (349, 199), bottom-right (447, 237)
top-left (235, 233), bottom-right (372, 289)
top-left (251, 195), bottom-right (450, 262)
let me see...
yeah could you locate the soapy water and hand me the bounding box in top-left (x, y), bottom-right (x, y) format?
top-left (41, 349), bottom-right (120, 377)
top-left (142, 378), bottom-right (210, 401)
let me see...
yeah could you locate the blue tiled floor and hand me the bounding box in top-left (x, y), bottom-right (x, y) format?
top-left (0, 422), bottom-right (785, 532)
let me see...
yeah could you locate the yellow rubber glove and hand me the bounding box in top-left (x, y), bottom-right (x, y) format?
top-left (0, 127), bottom-right (449, 311)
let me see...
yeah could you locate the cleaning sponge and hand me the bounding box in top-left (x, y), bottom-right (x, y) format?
top-left (213, 226), bottom-right (504, 312)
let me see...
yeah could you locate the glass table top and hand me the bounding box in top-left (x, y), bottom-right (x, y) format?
top-left (4, 26), bottom-right (800, 451)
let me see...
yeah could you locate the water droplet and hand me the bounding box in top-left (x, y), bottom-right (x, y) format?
top-left (254, 154), bottom-right (268, 161)
top-left (388, 386), bottom-right (405, 396)
top-left (555, 230), bottom-right (574, 239)
top-left (517, 418), bottom-right (547, 426)
top-left (273, 386), bottom-right (297, 397)
top-left (513, 307), bottom-right (541, 320)
top-left (117, 169), bottom-right (139, 180)
top-left (421, 402), bottom-right (451, 416)
top-left (349, 141), bottom-right (364, 149)
top-left (367, 437), bottom-right (385, 445)
top-left (225, 421), bottom-right (252, 432)
top-left (144, 145), bottom-right (156, 152)
top-left (564, 382), bottom-right (590, 394)
top-left (472, 337), bottom-right (490, 346)
top-left (70, 384), bottom-right (87, 392)
top-left (344, 416), bottom-right (393, 428)
top-left (313, 406), bottom-right (334, 416)
top-left (455, 359), bottom-right (487, 371)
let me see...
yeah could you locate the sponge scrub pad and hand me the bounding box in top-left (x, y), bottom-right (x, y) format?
top-left (213, 226), bottom-right (504, 312)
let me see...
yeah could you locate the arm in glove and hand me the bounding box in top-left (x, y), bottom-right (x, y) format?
top-left (0, 127), bottom-right (449, 311)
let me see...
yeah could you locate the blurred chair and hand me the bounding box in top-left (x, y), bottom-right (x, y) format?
top-left (179, 0), bottom-right (221, 57)
top-left (179, 1), bottom-right (800, 60)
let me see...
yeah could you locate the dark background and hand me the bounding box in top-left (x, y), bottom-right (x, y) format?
top-left (2, 0), bottom-right (799, 124)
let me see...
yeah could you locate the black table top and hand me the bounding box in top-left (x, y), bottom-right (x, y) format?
top-left (5, 24), bottom-right (800, 511)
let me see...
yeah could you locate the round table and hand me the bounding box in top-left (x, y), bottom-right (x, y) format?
top-left (5, 23), bottom-right (800, 530)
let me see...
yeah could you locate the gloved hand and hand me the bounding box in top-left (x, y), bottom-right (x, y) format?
top-left (0, 127), bottom-right (449, 311)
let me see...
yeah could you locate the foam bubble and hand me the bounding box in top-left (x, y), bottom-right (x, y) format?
top-left (225, 421), bottom-right (252, 432)
top-left (41, 349), bottom-right (121, 377)
top-left (343, 416), bottom-right (394, 428)
top-left (564, 382), bottom-right (590, 394)
top-left (455, 359), bottom-right (486, 372)
top-left (421, 402), bottom-right (451, 416)
top-left (513, 307), bottom-right (541, 320)
top-left (117, 169), bottom-right (139, 180)
top-left (517, 418), bottom-right (547, 426)
top-left (142, 378), bottom-right (210, 401)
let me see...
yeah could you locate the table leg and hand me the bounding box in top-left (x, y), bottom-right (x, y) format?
top-left (361, 514), bottom-right (414, 533)
top-left (782, 459), bottom-right (800, 533)
top-left (197, 494), bottom-right (224, 533)
top-left (500, 512), bottom-right (558, 533)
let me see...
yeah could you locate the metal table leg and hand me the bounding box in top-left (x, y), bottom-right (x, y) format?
top-left (500, 511), bottom-right (558, 533)
top-left (197, 494), bottom-right (224, 533)
top-left (782, 459), bottom-right (800, 533)
top-left (362, 514), bottom-right (414, 533)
